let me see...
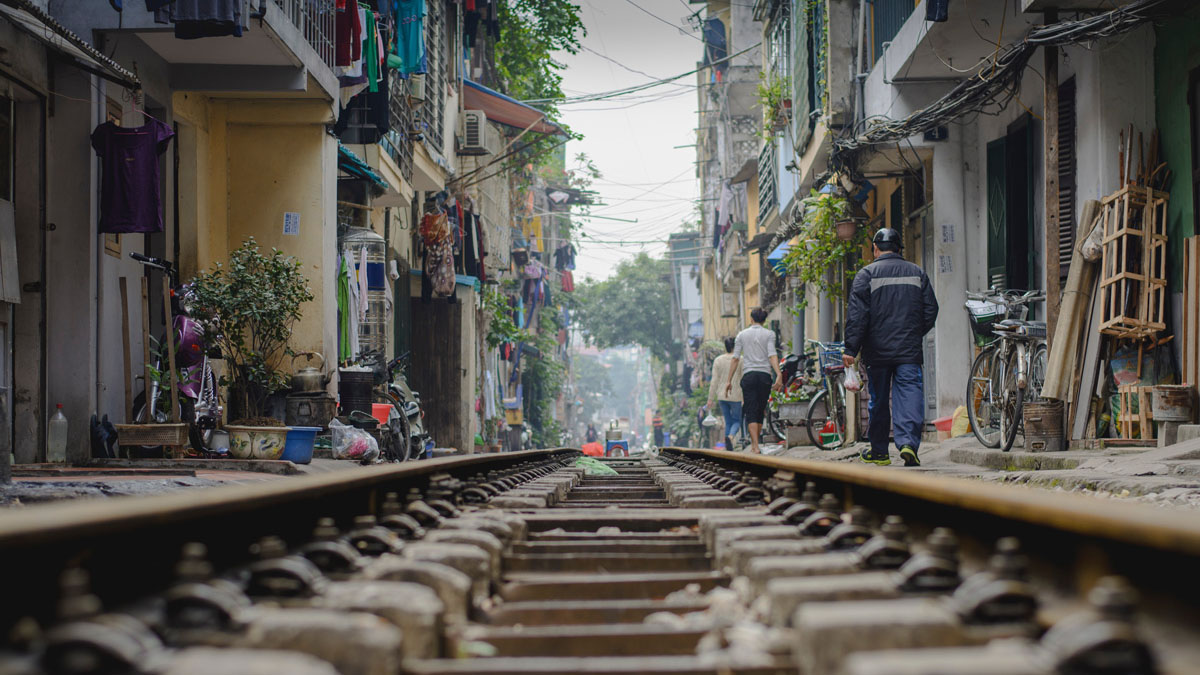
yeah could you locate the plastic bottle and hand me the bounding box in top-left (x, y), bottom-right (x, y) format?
top-left (47, 404), bottom-right (67, 463)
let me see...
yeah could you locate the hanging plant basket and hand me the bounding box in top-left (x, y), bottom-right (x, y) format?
top-left (835, 220), bottom-right (859, 241)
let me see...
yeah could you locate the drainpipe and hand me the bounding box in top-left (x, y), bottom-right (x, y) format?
top-left (855, 0), bottom-right (867, 124)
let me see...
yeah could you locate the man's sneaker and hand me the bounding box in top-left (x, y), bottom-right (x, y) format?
top-left (860, 448), bottom-right (891, 466)
top-left (900, 446), bottom-right (920, 467)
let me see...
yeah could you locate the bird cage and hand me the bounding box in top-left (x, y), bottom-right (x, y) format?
top-left (341, 227), bottom-right (390, 358)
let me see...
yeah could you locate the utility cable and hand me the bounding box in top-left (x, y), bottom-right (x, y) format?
top-left (522, 42), bottom-right (762, 105)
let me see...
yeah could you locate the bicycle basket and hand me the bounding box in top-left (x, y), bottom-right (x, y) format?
top-left (966, 300), bottom-right (1005, 341)
top-left (819, 346), bottom-right (845, 373)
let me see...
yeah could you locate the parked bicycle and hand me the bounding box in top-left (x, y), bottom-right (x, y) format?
top-left (129, 253), bottom-right (222, 455)
top-left (964, 289), bottom-right (1048, 452)
top-left (806, 339), bottom-right (850, 450)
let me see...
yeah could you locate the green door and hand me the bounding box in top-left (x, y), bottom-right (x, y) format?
top-left (986, 138), bottom-right (1007, 289)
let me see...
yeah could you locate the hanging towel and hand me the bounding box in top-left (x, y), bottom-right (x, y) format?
top-left (337, 252), bottom-right (352, 362)
top-left (357, 246), bottom-right (369, 320)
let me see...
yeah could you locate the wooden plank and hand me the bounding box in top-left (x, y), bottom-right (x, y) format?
top-left (162, 282), bottom-right (180, 424)
top-left (1044, 34), bottom-right (1061, 347)
top-left (140, 277), bottom-right (151, 424)
top-left (119, 277), bottom-right (133, 422)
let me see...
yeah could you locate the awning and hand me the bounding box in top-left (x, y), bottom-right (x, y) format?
top-left (766, 241), bottom-right (791, 275)
top-left (0, 0), bottom-right (139, 89)
top-left (337, 142), bottom-right (389, 190)
top-left (462, 79), bottom-right (566, 137)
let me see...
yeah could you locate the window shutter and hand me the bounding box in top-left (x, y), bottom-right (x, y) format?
top-left (1057, 77), bottom-right (1077, 279)
top-left (792, 0), bottom-right (811, 151)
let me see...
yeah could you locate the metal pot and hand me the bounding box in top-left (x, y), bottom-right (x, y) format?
top-left (291, 352), bottom-right (330, 393)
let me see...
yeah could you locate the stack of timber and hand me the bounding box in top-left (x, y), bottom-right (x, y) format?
top-left (1049, 125), bottom-right (1181, 442)
top-left (1184, 236), bottom-right (1200, 392)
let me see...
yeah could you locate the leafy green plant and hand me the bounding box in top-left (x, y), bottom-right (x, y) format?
top-left (189, 238), bottom-right (313, 423)
top-left (483, 286), bottom-right (529, 348)
top-left (780, 190), bottom-right (871, 308)
top-left (756, 72), bottom-right (792, 140)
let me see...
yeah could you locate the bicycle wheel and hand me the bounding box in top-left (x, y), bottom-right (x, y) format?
top-left (765, 405), bottom-right (787, 441)
top-left (1028, 343), bottom-right (1048, 401)
top-left (998, 350), bottom-right (1024, 453)
top-left (966, 346), bottom-right (1002, 448)
top-left (806, 387), bottom-right (846, 450)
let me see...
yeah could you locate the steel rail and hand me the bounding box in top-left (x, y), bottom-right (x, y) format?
top-left (665, 446), bottom-right (1200, 643)
top-left (0, 449), bottom-right (573, 629)
top-left (671, 448), bottom-right (1200, 556)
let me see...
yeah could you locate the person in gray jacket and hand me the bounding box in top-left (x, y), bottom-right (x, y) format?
top-left (842, 228), bottom-right (939, 467)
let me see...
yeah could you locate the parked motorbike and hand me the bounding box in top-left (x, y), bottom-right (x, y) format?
top-left (359, 350), bottom-right (430, 461)
top-left (129, 253), bottom-right (223, 456)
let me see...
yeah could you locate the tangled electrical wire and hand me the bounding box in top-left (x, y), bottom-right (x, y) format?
top-left (767, 0), bottom-right (1175, 254)
top-left (836, 0), bottom-right (1173, 156)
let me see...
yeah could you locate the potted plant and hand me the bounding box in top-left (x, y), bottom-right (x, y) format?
top-left (190, 238), bottom-right (314, 460)
top-left (756, 72), bottom-right (792, 139)
top-left (780, 189), bottom-right (872, 307)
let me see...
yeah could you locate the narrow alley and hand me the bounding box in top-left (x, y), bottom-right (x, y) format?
top-left (1, 0), bottom-right (1200, 673)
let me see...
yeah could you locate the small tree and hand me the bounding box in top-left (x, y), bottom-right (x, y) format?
top-left (189, 238), bottom-right (313, 423)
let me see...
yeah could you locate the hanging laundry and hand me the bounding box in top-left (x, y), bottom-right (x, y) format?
top-left (357, 246), bottom-right (369, 320)
top-left (167, 0), bottom-right (245, 39)
top-left (560, 269), bottom-right (575, 293)
top-left (341, 250), bottom-right (362, 360)
top-left (336, 0), bottom-right (362, 66)
top-left (364, 10), bottom-right (380, 92)
top-left (90, 117), bottom-right (174, 234)
top-left (337, 252), bottom-right (353, 362)
top-left (553, 243), bottom-right (576, 271)
top-left (395, 0), bottom-right (426, 75)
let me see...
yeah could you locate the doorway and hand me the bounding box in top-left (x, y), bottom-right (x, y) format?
top-left (986, 115), bottom-right (1039, 291)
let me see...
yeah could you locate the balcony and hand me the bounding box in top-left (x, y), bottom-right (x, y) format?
top-left (57, 0), bottom-right (338, 100)
top-left (868, 1), bottom-right (1035, 85)
top-left (382, 79), bottom-right (415, 183)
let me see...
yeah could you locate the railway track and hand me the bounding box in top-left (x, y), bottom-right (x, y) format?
top-left (1, 447), bottom-right (1198, 674)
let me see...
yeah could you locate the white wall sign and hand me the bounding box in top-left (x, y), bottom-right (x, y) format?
top-left (283, 212), bottom-right (300, 236)
top-left (941, 223), bottom-right (955, 244)
top-left (938, 255), bottom-right (954, 274)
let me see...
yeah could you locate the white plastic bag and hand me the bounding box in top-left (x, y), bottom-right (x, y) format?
top-left (329, 419), bottom-right (380, 462)
top-left (702, 413), bottom-right (720, 428)
top-left (843, 366), bottom-right (863, 392)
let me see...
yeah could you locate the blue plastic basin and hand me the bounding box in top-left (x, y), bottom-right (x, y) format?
top-left (282, 426), bottom-right (320, 464)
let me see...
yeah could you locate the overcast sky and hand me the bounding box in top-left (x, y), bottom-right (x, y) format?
top-left (554, 0), bottom-right (705, 281)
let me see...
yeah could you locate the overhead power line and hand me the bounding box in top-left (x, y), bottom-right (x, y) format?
top-left (522, 42), bottom-right (762, 105)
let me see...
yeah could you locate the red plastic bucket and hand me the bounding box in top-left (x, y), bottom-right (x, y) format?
top-left (371, 403), bottom-right (392, 427)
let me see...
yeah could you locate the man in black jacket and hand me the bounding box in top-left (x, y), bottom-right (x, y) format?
top-left (842, 228), bottom-right (939, 466)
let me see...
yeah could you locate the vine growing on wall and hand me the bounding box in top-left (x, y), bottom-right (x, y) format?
top-left (780, 190), bottom-right (872, 308)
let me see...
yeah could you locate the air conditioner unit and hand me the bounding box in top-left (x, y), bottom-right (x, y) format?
top-left (458, 109), bottom-right (490, 156)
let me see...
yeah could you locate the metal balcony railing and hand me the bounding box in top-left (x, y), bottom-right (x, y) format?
top-left (418, 0), bottom-right (446, 153)
top-left (757, 141), bottom-right (778, 218)
top-left (273, 0), bottom-right (336, 68)
top-left (382, 78), bottom-right (415, 182)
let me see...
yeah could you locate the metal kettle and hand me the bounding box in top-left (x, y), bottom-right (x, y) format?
top-left (291, 352), bottom-right (330, 393)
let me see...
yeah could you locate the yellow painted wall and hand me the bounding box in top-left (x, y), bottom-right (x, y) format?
top-left (700, 263), bottom-right (737, 341)
top-left (226, 119), bottom-right (337, 362)
top-left (172, 94), bottom-right (338, 375)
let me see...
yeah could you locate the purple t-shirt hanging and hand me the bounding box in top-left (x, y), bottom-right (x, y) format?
top-left (90, 119), bottom-right (174, 234)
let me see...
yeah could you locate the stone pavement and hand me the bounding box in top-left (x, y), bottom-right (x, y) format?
top-left (0, 458), bottom-right (361, 507)
top-left (772, 434), bottom-right (1200, 511)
